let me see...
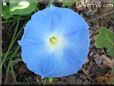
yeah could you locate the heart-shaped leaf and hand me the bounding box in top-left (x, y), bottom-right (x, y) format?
top-left (9, 0), bottom-right (37, 15)
top-left (95, 27), bottom-right (114, 57)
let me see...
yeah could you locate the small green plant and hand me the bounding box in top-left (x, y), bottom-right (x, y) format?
top-left (2, 0), bottom-right (38, 19)
top-left (95, 27), bottom-right (114, 57)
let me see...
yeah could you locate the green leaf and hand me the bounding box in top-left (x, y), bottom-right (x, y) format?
top-left (9, 0), bottom-right (37, 15)
top-left (62, 0), bottom-right (80, 7)
top-left (2, 5), bottom-right (12, 19)
top-left (95, 27), bottom-right (114, 57)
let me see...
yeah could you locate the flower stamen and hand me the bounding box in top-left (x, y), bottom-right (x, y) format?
top-left (49, 36), bottom-right (58, 47)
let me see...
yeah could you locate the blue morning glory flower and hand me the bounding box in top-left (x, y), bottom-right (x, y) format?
top-left (18, 6), bottom-right (90, 78)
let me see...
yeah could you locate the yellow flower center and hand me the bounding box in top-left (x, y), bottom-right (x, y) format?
top-left (49, 36), bottom-right (58, 47)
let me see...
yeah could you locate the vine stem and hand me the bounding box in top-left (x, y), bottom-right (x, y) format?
top-left (47, 0), bottom-right (54, 7)
top-left (0, 18), bottom-right (20, 69)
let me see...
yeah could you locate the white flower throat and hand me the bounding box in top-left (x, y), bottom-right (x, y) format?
top-left (45, 33), bottom-right (68, 56)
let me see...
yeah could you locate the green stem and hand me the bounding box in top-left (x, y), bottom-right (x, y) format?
top-left (10, 46), bottom-right (20, 60)
top-left (0, 18), bottom-right (20, 69)
top-left (47, 0), bottom-right (54, 7)
top-left (48, 77), bottom-right (53, 84)
top-left (4, 61), bottom-right (11, 84)
top-left (10, 61), bottom-right (17, 83)
top-left (2, 46), bottom-right (20, 64)
top-left (4, 61), bottom-right (17, 84)
top-left (5, 25), bottom-right (23, 61)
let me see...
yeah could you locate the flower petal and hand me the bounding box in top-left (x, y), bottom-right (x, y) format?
top-left (22, 8), bottom-right (54, 41)
top-left (47, 6), bottom-right (88, 35)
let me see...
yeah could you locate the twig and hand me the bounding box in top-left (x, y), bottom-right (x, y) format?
top-left (89, 10), bottom-right (114, 22)
top-left (81, 68), bottom-right (92, 80)
top-left (101, 55), bottom-right (113, 68)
